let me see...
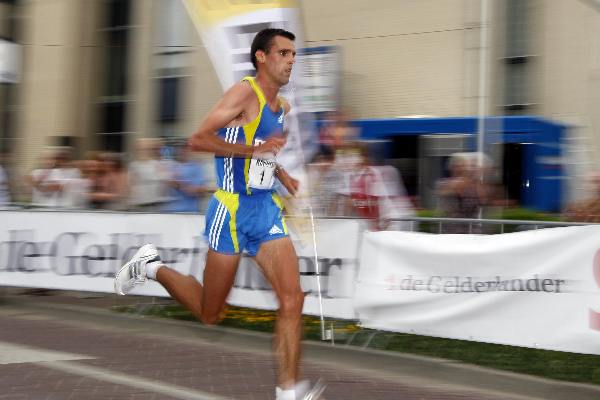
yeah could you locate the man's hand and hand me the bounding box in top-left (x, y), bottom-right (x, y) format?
top-left (276, 167), bottom-right (299, 196)
top-left (254, 136), bottom-right (286, 158)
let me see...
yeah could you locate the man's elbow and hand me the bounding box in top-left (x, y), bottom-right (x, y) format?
top-left (189, 135), bottom-right (208, 152)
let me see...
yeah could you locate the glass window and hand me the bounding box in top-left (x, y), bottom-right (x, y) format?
top-left (158, 77), bottom-right (179, 122)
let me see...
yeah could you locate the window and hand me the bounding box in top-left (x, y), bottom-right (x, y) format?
top-left (501, 0), bottom-right (535, 114)
top-left (158, 77), bottom-right (179, 122)
top-left (97, 0), bottom-right (130, 151)
top-left (106, 0), bottom-right (130, 28)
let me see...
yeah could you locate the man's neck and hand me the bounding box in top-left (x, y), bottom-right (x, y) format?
top-left (254, 73), bottom-right (280, 103)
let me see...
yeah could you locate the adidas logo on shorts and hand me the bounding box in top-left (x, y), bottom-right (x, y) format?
top-left (269, 225), bottom-right (283, 235)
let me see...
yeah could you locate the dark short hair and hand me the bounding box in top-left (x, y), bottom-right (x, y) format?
top-left (250, 28), bottom-right (295, 69)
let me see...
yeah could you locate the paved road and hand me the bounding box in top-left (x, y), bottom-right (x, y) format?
top-left (1, 290), bottom-right (600, 400)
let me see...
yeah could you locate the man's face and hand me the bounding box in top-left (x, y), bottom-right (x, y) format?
top-left (262, 35), bottom-right (296, 86)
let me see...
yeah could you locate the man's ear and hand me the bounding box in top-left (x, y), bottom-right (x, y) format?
top-left (256, 50), bottom-right (266, 64)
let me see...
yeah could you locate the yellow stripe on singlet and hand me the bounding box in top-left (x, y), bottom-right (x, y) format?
top-left (242, 76), bottom-right (266, 195)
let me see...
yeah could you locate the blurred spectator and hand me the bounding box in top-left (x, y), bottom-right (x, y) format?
top-left (312, 111), bottom-right (363, 216)
top-left (72, 157), bottom-right (100, 209)
top-left (0, 152), bottom-right (11, 208)
top-left (329, 146), bottom-right (362, 216)
top-left (350, 146), bottom-right (415, 231)
top-left (317, 110), bottom-right (359, 158)
top-left (128, 138), bottom-right (171, 211)
top-left (563, 173), bottom-right (600, 222)
top-left (435, 153), bottom-right (489, 233)
top-left (307, 151), bottom-right (339, 216)
top-left (27, 148), bottom-right (84, 209)
top-left (88, 153), bottom-right (129, 211)
top-left (28, 153), bottom-right (54, 207)
top-left (162, 144), bottom-right (210, 213)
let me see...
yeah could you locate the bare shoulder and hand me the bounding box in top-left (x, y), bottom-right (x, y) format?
top-left (280, 97), bottom-right (291, 114)
top-left (206, 81), bottom-right (257, 124)
top-left (221, 81), bottom-right (255, 106)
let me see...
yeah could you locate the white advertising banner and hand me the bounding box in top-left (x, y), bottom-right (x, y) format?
top-left (0, 211), bottom-right (359, 319)
top-left (354, 227), bottom-right (600, 355)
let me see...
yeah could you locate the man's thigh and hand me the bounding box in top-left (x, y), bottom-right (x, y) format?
top-left (254, 237), bottom-right (301, 296)
top-left (201, 250), bottom-right (241, 318)
top-left (244, 192), bottom-right (289, 256)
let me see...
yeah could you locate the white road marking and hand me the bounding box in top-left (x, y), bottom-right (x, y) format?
top-left (0, 341), bottom-right (232, 400)
top-left (0, 341), bottom-right (93, 365)
top-left (39, 360), bottom-right (233, 400)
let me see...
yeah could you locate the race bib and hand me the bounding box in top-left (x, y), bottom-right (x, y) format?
top-left (248, 151), bottom-right (276, 189)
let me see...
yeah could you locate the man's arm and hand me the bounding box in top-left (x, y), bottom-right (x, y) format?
top-left (273, 98), bottom-right (299, 195)
top-left (280, 97), bottom-right (291, 115)
top-left (189, 82), bottom-right (285, 157)
top-left (275, 164), bottom-right (299, 196)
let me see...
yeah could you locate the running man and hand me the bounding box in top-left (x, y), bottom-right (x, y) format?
top-left (114, 28), bottom-right (324, 400)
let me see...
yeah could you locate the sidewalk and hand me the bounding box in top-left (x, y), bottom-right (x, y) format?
top-left (1, 289), bottom-right (600, 400)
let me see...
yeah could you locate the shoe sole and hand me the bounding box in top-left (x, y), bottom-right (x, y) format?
top-left (114, 261), bottom-right (134, 296)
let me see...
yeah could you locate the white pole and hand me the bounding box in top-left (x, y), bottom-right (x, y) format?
top-left (477, 0), bottom-right (490, 169)
top-left (307, 203), bottom-right (327, 341)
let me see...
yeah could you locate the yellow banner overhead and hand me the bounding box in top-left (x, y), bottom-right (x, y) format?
top-left (185, 0), bottom-right (297, 26)
top-left (182, 0), bottom-right (301, 89)
top-left (181, 0), bottom-right (315, 177)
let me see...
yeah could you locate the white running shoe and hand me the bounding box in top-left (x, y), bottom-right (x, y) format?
top-left (114, 244), bottom-right (161, 295)
top-left (297, 379), bottom-right (326, 400)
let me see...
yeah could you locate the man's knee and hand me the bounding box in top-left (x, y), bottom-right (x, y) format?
top-left (279, 290), bottom-right (304, 316)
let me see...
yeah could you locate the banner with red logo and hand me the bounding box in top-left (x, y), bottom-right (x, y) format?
top-left (354, 226), bottom-right (600, 355)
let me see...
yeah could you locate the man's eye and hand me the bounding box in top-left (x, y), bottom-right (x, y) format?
top-left (279, 50), bottom-right (288, 56)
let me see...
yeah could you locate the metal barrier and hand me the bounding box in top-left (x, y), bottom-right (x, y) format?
top-left (385, 216), bottom-right (594, 234)
top-left (2, 205), bottom-right (595, 232)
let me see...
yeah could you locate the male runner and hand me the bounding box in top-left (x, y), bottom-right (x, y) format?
top-left (114, 28), bottom-right (324, 400)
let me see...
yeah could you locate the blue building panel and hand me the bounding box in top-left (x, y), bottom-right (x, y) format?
top-left (349, 116), bottom-right (566, 212)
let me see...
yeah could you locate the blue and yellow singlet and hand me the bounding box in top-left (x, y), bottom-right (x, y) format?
top-left (214, 76), bottom-right (285, 195)
top-left (203, 76), bottom-right (289, 256)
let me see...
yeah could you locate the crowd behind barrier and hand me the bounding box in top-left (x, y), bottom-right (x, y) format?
top-left (3, 116), bottom-right (600, 225)
top-left (0, 128), bottom-right (421, 226)
top-left (11, 139), bottom-right (213, 214)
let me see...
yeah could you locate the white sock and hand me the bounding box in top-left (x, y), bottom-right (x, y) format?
top-left (275, 387), bottom-right (296, 400)
top-left (145, 261), bottom-right (163, 280)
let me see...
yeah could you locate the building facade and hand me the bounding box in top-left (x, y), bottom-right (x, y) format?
top-left (1, 0), bottom-right (600, 202)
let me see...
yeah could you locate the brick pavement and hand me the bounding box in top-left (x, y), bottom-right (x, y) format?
top-left (1, 291), bottom-right (600, 400)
